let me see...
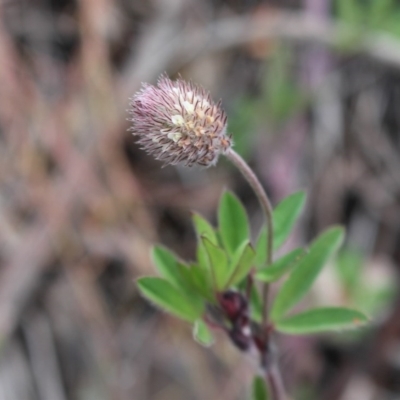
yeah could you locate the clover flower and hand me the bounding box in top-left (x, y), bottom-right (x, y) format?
top-left (129, 75), bottom-right (232, 167)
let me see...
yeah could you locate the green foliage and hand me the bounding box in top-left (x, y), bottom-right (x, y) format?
top-left (264, 47), bottom-right (304, 125)
top-left (228, 46), bottom-right (305, 157)
top-left (335, 0), bottom-right (400, 38)
top-left (250, 285), bottom-right (263, 323)
top-left (192, 212), bottom-right (218, 244)
top-left (176, 262), bottom-right (215, 303)
top-left (256, 248), bottom-right (305, 283)
top-left (255, 226), bottom-right (268, 268)
top-left (137, 277), bottom-right (204, 322)
top-left (335, 249), bottom-right (363, 294)
top-left (218, 191), bottom-right (250, 256)
top-left (273, 191), bottom-right (306, 250)
top-left (202, 236), bottom-right (229, 291)
top-left (251, 376), bottom-right (269, 400)
top-left (139, 188), bottom-right (368, 347)
top-left (193, 320), bottom-right (214, 347)
top-left (255, 191), bottom-right (305, 267)
top-left (192, 212), bottom-right (218, 280)
top-left (337, 0), bottom-right (363, 25)
top-left (369, 0), bottom-right (395, 28)
top-left (152, 246), bottom-right (213, 303)
top-left (335, 248), bottom-right (396, 316)
top-left (275, 307), bottom-right (368, 335)
top-left (226, 241), bottom-right (256, 288)
top-left (134, 131), bottom-right (371, 400)
top-left (152, 246), bottom-right (184, 291)
top-left (270, 227), bottom-right (345, 321)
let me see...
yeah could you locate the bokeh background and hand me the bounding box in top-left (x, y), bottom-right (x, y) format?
top-left (1, 0), bottom-right (400, 399)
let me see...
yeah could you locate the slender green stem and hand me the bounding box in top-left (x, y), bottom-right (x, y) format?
top-left (225, 148), bottom-right (273, 325)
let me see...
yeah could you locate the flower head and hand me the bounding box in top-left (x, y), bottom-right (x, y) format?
top-left (129, 75), bottom-right (232, 167)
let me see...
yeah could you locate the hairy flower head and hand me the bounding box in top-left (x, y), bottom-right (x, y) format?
top-left (129, 75), bottom-right (232, 167)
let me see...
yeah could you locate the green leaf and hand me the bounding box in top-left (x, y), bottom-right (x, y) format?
top-left (337, 0), bottom-right (363, 24)
top-left (254, 192), bottom-right (305, 267)
top-left (152, 246), bottom-right (182, 288)
top-left (193, 213), bottom-right (218, 277)
top-left (273, 191), bottom-right (306, 250)
top-left (335, 249), bottom-right (363, 294)
top-left (255, 226), bottom-right (268, 268)
top-left (218, 191), bottom-right (250, 256)
top-left (176, 263), bottom-right (215, 303)
top-left (275, 307), bottom-right (368, 335)
top-left (152, 247), bottom-right (207, 305)
top-left (250, 286), bottom-right (263, 323)
top-left (225, 241), bottom-right (256, 288)
top-left (256, 248), bottom-right (305, 283)
top-left (193, 320), bottom-right (214, 347)
top-left (202, 236), bottom-right (229, 291)
top-left (368, 0), bottom-right (394, 28)
top-left (271, 226), bottom-right (345, 320)
top-left (251, 376), bottom-right (269, 400)
top-left (192, 212), bottom-right (217, 244)
top-left (137, 277), bottom-right (204, 322)
top-left (197, 240), bottom-right (209, 271)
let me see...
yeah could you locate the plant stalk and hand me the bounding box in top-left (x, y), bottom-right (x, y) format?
top-left (225, 148), bottom-right (273, 323)
top-left (226, 148), bottom-right (288, 400)
top-left (266, 364), bottom-right (288, 400)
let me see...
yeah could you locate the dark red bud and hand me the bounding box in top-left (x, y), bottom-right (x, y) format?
top-left (229, 328), bottom-right (251, 351)
top-left (218, 291), bottom-right (248, 322)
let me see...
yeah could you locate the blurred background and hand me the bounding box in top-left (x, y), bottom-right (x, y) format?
top-left (1, 0), bottom-right (400, 399)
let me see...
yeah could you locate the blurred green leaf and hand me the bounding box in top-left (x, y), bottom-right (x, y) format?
top-left (137, 277), bottom-right (204, 322)
top-left (271, 227), bottom-right (345, 321)
top-left (335, 249), bottom-right (363, 294)
top-left (275, 307), bottom-right (368, 335)
top-left (193, 213), bottom-right (218, 278)
top-left (152, 246), bottom-right (183, 289)
top-left (192, 212), bottom-right (217, 244)
top-left (337, 0), bottom-right (363, 24)
top-left (225, 241), bottom-right (256, 288)
top-left (273, 191), bottom-right (306, 250)
top-left (386, 11), bottom-right (400, 37)
top-left (202, 236), bottom-right (229, 291)
top-left (256, 248), bottom-right (305, 283)
top-left (368, 0), bottom-right (394, 28)
top-left (218, 191), bottom-right (250, 256)
top-left (255, 226), bottom-right (268, 268)
top-left (356, 283), bottom-right (396, 316)
top-left (176, 263), bottom-right (215, 303)
top-left (255, 192), bottom-right (305, 267)
top-left (264, 48), bottom-right (303, 125)
top-left (197, 240), bottom-right (209, 272)
top-left (193, 320), bottom-right (214, 347)
top-left (251, 376), bottom-right (269, 400)
top-left (250, 286), bottom-right (263, 323)
top-left (152, 246), bottom-right (207, 306)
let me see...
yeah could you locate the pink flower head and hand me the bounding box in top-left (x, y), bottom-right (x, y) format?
top-left (129, 75), bottom-right (232, 167)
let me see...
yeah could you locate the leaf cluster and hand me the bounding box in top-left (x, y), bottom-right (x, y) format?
top-left (335, 0), bottom-right (400, 43)
top-left (137, 190), bottom-right (368, 344)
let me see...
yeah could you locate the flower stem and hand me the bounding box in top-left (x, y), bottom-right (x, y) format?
top-left (226, 149), bottom-right (288, 400)
top-left (265, 364), bottom-right (288, 400)
top-left (225, 148), bottom-right (273, 324)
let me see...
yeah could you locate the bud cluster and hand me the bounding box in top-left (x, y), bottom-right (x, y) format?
top-left (129, 75), bottom-right (232, 167)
